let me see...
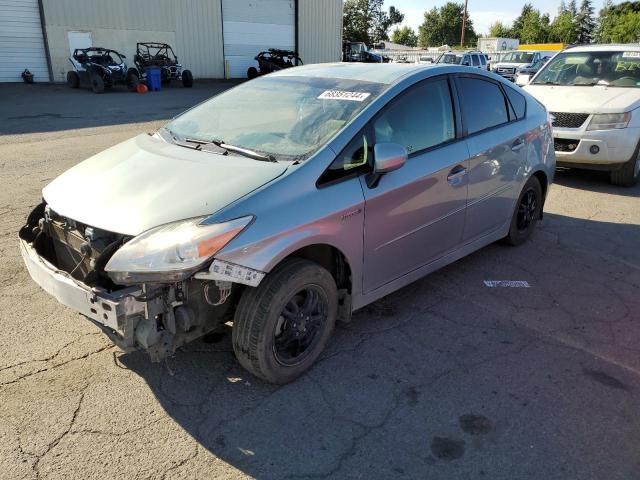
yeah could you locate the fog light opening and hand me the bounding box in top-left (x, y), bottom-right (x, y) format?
top-left (590, 145), bottom-right (600, 155)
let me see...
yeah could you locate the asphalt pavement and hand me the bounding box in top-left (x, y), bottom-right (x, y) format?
top-left (0, 81), bottom-right (639, 480)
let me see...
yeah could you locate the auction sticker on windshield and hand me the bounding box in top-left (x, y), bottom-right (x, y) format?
top-left (318, 90), bottom-right (371, 101)
top-left (622, 51), bottom-right (640, 58)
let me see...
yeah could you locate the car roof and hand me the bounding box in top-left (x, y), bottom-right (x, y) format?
top-left (270, 62), bottom-right (427, 85)
top-left (565, 43), bottom-right (640, 53)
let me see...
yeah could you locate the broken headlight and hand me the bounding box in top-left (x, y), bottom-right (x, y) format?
top-left (104, 216), bottom-right (253, 284)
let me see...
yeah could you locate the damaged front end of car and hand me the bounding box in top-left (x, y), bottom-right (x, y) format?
top-left (19, 202), bottom-right (263, 361)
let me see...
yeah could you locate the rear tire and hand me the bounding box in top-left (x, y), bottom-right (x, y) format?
top-left (91, 74), bottom-right (104, 94)
top-left (610, 151), bottom-right (640, 187)
top-left (247, 67), bottom-right (258, 79)
top-left (181, 69), bottom-right (193, 88)
top-left (232, 258), bottom-right (338, 384)
top-left (66, 71), bottom-right (80, 88)
top-left (503, 176), bottom-right (542, 246)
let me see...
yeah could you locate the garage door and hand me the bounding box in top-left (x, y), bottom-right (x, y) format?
top-left (222, 0), bottom-right (295, 79)
top-left (0, 0), bottom-right (49, 82)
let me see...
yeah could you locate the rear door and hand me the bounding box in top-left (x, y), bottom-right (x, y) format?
top-left (360, 76), bottom-right (469, 292)
top-left (455, 74), bottom-right (526, 242)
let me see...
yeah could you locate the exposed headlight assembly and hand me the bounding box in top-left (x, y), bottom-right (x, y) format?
top-left (587, 112), bottom-right (631, 131)
top-left (105, 216), bottom-right (253, 284)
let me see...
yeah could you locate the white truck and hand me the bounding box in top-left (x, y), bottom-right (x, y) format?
top-left (493, 50), bottom-right (555, 82)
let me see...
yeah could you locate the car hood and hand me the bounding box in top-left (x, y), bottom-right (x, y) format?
top-left (524, 84), bottom-right (640, 113)
top-left (43, 133), bottom-right (288, 236)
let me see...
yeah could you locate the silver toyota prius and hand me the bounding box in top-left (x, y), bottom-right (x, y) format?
top-left (19, 63), bottom-right (555, 384)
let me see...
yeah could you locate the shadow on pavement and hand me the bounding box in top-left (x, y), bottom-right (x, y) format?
top-left (0, 80), bottom-right (240, 135)
top-left (119, 212), bottom-right (640, 479)
top-left (553, 167), bottom-right (640, 198)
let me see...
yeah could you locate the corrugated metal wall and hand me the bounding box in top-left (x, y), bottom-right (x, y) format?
top-left (38, 0), bottom-right (342, 81)
top-left (41, 0), bottom-right (224, 81)
top-left (298, 0), bottom-right (342, 65)
top-left (0, 0), bottom-right (49, 82)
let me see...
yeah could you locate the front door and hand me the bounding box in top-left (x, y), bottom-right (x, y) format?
top-left (360, 76), bottom-right (469, 293)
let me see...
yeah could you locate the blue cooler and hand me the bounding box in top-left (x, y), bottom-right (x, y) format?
top-left (145, 67), bottom-right (161, 91)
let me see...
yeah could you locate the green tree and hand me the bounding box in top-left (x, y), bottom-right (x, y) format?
top-left (549, 10), bottom-right (580, 43)
top-left (519, 8), bottom-right (551, 43)
top-left (488, 21), bottom-right (512, 38)
top-left (417, 2), bottom-right (477, 47)
top-left (343, 0), bottom-right (404, 44)
top-left (594, 1), bottom-right (640, 43)
top-left (576, 0), bottom-right (595, 43)
top-left (391, 26), bottom-right (418, 46)
top-left (511, 3), bottom-right (535, 39)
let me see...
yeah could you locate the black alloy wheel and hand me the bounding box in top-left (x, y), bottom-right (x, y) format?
top-left (273, 286), bottom-right (329, 366)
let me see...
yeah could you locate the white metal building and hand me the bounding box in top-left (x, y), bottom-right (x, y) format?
top-left (0, 0), bottom-right (343, 82)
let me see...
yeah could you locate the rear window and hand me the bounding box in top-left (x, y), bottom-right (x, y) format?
top-left (458, 77), bottom-right (509, 134)
top-left (504, 86), bottom-right (526, 119)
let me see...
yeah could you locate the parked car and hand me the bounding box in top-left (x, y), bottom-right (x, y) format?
top-left (418, 55), bottom-right (434, 64)
top-left (515, 58), bottom-right (548, 86)
top-left (524, 44), bottom-right (640, 186)
top-left (67, 47), bottom-right (139, 93)
top-left (247, 49), bottom-right (303, 79)
top-left (342, 41), bottom-right (389, 63)
top-left (19, 64), bottom-right (555, 384)
top-left (133, 42), bottom-right (193, 87)
top-left (436, 51), bottom-right (488, 70)
top-left (494, 50), bottom-right (554, 81)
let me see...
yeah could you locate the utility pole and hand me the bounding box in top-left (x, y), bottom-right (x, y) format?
top-left (460, 0), bottom-right (468, 47)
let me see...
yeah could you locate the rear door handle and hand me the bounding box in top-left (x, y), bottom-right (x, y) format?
top-left (447, 165), bottom-right (467, 186)
top-left (511, 138), bottom-right (525, 151)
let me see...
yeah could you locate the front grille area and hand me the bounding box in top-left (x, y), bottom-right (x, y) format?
top-left (550, 112), bottom-right (590, 129)
top-left (497, 67), bottom-right (515, 75)
top-left (554, 138), bottom-right (580, 152)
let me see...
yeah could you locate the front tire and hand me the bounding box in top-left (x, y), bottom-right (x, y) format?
top-left (181, 69), bottom-right (193, 88)
top-left (126, 72), bottom-right (139, 92)
top-left (610, 151), bottom-right (640, 187)
top-left (66, 71), bottom-right (79, 88)
top-left (232, 258), bottom-right (338, 384)
top-left (91, 74), bottom-right (104, 93)
top-left (503, 176), bottom-right (542, 246)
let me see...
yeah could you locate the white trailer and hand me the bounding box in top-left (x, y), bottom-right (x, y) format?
top-left (477, 37), bottom-right (519, 53)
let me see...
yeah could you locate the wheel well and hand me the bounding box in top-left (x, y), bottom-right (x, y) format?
top-left (285, 244), bottom-right (352, 293)
top-left (532, 170), bottom-right (548, 200)
top-left (532, 170), bottom-right (548, 219)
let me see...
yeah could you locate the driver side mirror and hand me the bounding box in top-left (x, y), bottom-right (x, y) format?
top-left (462, 60), bottom-right (470, 66)
top-left (366, 143), bottom-right (408, 188)
top-left (516, 74), bottom-right (531, 86)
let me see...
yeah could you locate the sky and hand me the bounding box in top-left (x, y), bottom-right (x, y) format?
top-left (384, 0), bottom-right (621, 36)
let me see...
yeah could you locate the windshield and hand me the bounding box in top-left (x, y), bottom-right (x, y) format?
top-left (533, 50), bottom-right (640, 87)
top-left (438, 53), bottom-right (462, 65)
top-left (165, 76), bottom-right (385, 160)
top-left (502, 52), bottom-right (534, 63)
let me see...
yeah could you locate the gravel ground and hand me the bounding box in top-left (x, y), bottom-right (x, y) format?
top-left (1, 82), bottom-right (639, 480)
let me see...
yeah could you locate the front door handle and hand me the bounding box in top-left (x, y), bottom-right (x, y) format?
top-left (511, 138), bottom-right (525, 151)
top-left (447, 165), bottom-right (467, 186)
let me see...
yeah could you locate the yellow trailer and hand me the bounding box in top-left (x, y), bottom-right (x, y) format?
top-left (518, 43), bottom-right (565, 51)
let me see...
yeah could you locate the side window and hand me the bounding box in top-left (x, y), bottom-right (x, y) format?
top-left (479, 55), bottom-right (486, 66)
top-left (458, 77), bottom-right (509, 134)
top-left (462, 55), bottom-right (470, 65)
top-left (504, 85), bottom-right (527, 120)
top-left (373, 78), bottom-right (455, 155)
top-left (472, 55), bottom-right (480, 67)
top-left (318, 131), bottom-right (372, 186)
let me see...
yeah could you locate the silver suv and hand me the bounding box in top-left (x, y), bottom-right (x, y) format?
top-left (19, 64), bottom-right (555, 384)
top-left (437, 51), bottom-right (488, 70)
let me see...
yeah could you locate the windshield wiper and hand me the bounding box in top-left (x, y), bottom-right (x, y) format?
top-left (533, 80), bottom-right (561, 85)
top-left (186, 137), bottom-right (277, 162)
